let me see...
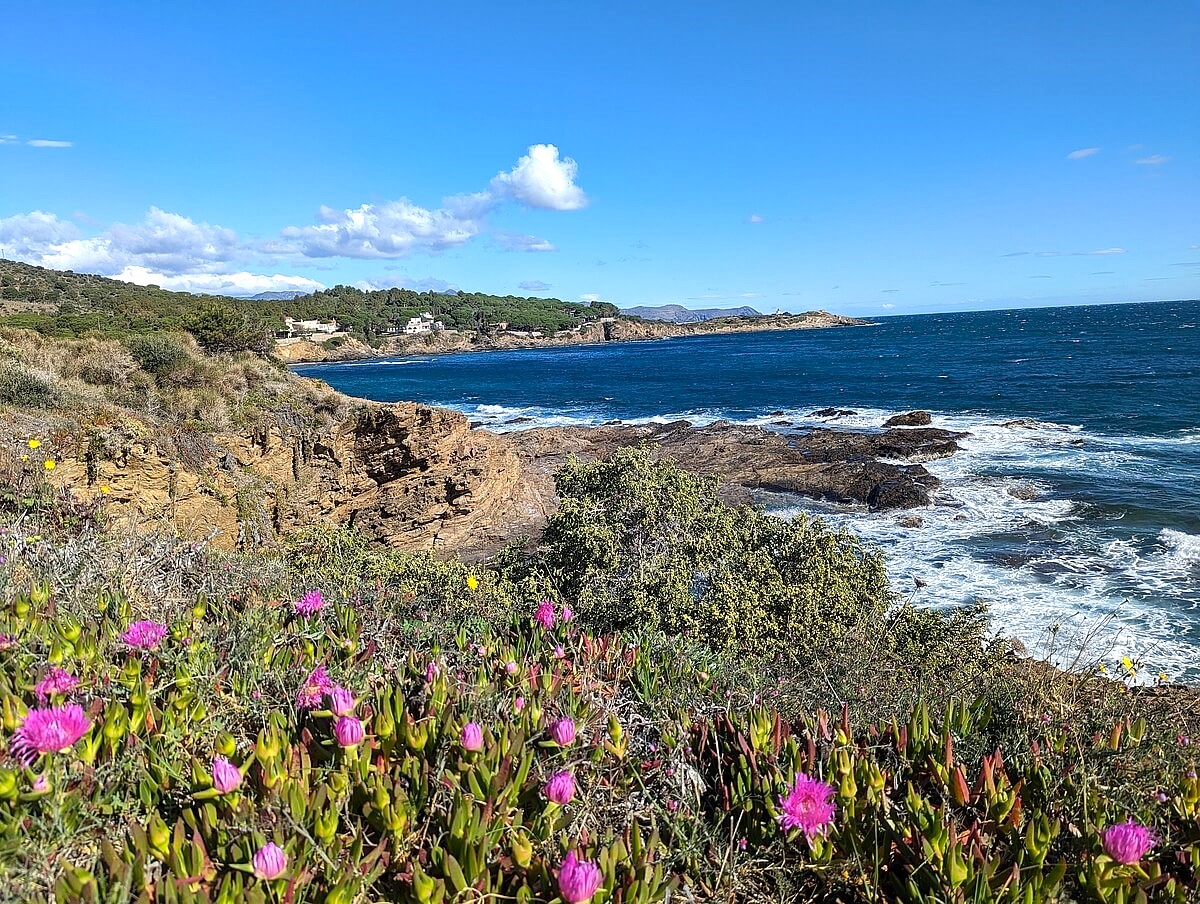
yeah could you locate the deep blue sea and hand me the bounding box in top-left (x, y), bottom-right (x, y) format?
top-left (298, 300), bottom-right (1200, 680)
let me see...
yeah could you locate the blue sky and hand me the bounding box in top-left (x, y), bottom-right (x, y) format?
top-left (1, 1), bottom-right (1197, 315)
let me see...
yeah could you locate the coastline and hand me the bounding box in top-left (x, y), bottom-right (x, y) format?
top-left (275, 310), bottom-right (872, 365)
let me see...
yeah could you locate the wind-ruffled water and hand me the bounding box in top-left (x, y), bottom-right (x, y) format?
top-left (298, 300), bottom-right (1200, 680)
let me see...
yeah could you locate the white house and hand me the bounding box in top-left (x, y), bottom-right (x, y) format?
top-left (403, 312), bottom-right (445, 335)
top-left (280, 317), bottom-right (339, 337)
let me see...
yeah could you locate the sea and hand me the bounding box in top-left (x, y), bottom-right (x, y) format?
top-left (297, 300), bottom-right (1200, 681)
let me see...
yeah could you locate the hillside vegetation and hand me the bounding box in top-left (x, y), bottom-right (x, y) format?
top-left (0, 259), bottom-right (621, 348)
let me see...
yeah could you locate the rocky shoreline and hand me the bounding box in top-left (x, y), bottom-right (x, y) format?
top-left (274, 311), bottom-right (872, 365)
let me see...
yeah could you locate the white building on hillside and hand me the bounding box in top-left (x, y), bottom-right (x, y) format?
top-left (278, 317), bottom-right (340, 338)
top-left (403, 312), bottom-right (445, 334)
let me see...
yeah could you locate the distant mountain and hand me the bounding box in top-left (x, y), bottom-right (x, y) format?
top-left (621, 304), bottom-right (764, 323)
top-left (245, 290), bottom-right (312, 301)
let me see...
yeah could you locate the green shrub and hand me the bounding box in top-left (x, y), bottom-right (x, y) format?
top-left (519, 447), bottom-right (893, 653)
top-left (0, 365), bottom-right (61, 408)
top-left (126, 333), bottom-right (190, 377)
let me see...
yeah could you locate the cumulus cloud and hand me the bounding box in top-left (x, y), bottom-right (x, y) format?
top-left (579, 293), bottom-right (602, 302)
top-left (488, 144), bottom-right (587, 211)
top-left (747, 213), bottom-right (764, 224)
top-left (495, 232), bottom-right (556, 253)
top-left (1066, 147), bottom-right (1100, 160)
top-left (518, 280), bottom-right (551, 291)
top-left (0, 208), bottom-right (323, 295)
top-left (276, 200), bottom-right (481, 259)
top-left (276, 144), bottom-right (586, 260)
top-left (1135, 154), bottom-right (1169, 166)
top-left (27, 139), bottom-right (73, 148)
top-left (881, 303), bottom-right (895, 309)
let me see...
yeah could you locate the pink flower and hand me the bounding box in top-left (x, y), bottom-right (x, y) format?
top-left (212, 756), bottom-right (241, 793)
top-left (544, 770), bottom-right (577, 805)
top-left (11, 704), bottom-right (91, 764)
top-left (293, 590), bottom-right (326, 617)
top-left (554, 645), bottom-right (566, 659)
top-left (0, 634), bottom-right (16, 651)
top-left (296, 665), bottom-right (333, 709)
top-left (461, 722), bottom-right (484, 752)
top-left (557, 850), bottom-right (602, 904)
top-left (119, 620), bottom-right (168, 651)
top-left (328, 685), bottom-right (355, 716)
top-left (514, 696), bottom-right (526, 712)
top-left (778, 773), bottom-right (837, 839)
top-left (32, 774), bottom-right (49, 793)
top-left (34, 666), bottom-right (79, 702)
top-left (1102, 819), bottom-right (1156, 865)
top-left (505, 661), bottom-right (519, 675)
top-left (334, 715), bottom-right (365, 748)
top-left (252, 842), bottom-right (287, 880)
top-left (550, 717), bottom-right (576, 746)
top-left (535, 601), bottom-right (557, 629)
top-left (425, 660), bottom-right (440, 683)
top-left (561, 605), bottom-right (574, 623)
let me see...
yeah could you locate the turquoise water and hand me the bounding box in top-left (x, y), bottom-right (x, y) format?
top-left (299, 300), bottom-right (1200, 679)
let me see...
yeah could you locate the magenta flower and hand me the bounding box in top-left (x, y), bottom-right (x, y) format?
top-left (212, 755), bottom-right (242, 794)
top-left (293, 590), bottom-right (326, 617)
top-left (296, 665), bottom-right (333, 709)
top-left (425, 660), bottom-right (440, 683)
top-left (557, 850), bottom-right (602, 904)
top-left (334, 715), bottom-right (365, 748)
top-left (461, 722), bottom-right (484, 752)
top-left (328, 685), bottom-right (355, 716)
top-left (119, 620), bottom-right (168, 651)
top-left (561, 605), bottom-right (574, 623)
top-left (514, 696), bottom-right (526, 712)
top-left (1102, 819), bottom-right (1156, 865)
top-left (11, 704), bottom-right (91, 764)
top-left (535, 600), bottom-right (557, 629)
top-left (778, 773), bottom-right (837, 840)
top-left (34, 666), bottom-right (79, 702)
top-left (544, 770), bottom-right (577, 805)
top-left (550, 717), bottom-right (576, 746)
top-left (32, 774), bottom-right (48, 793)
top-left (504, 660), bottom-right (519, 675)
top-left (0, 634), bottom-right (16, 651)
top-left (252, 842), bottom-right (287, 880)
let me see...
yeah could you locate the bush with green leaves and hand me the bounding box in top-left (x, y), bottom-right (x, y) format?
top-left (520, 447), bottom-right (893, 654)
top-left (0, 366), bottom-right (60, 409)
top-left (125, 333), bottom-right (191, 378)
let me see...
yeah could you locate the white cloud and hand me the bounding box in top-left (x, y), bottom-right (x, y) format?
top-left (518, 280), bottom-right (551, 291)
top-left (0, 210), bottom-right (81, 256)
top-left (354, 275), bottom-right (459, 293)
top-left (495, 232), bottom-right (556, 253)
top-left (27, 139), bottom-right (73, 148)
top-left (1066, 147), bottom-right (1100, 160)
top-left (1087, 247), bottom-right (1126, 256)
top-left (747, 213), bottom-right (764, 224)
top-left (579, 293), bottom-right (602, 302)
top-left (881, 303), bottom-right (895, 309)
top-left (0, 134), bottom-right (18, 145)
top-left (488, 144), bottom-right (587, 211)
top-left (276, 200), bottom-right (481, 259)
top-left (114, 266), bottom-right (324, 296)
top-left (1135, 154), bottom-right (1170, 166)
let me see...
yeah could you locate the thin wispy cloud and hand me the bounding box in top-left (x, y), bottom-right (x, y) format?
top-left (930, 281), bottom-right (965, 287)
top-left (881, 303), bottom-right (895, 309)
top-left (1091, 271), bottom-right (1115, 275)
top-left (1029, 275), bottom-right (1054, 279)
top-left (1066, 147), bottom-right (1100, 160)
top-left (1135, 154), bottom-right (1170, 166)
top-left (881, 288), bottom-right (900, 293)
top-left (27, 139), bottom-right (73, 148)
top-left (496, 232), bottom-right (557, 253)
top-left (0, 134), bottom-right (18, 145)
top-left (1003, 248), bottom-right (1126, 258)
top-left (518, 280), bottom-right (551, 291)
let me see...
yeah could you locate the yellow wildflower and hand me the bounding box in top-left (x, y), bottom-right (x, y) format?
top-left (27, 439), bottom-right (40, 450)
top-left (1121, 656), bottom-right (1135, 673)
top-left (43, 459), bottom-right (56, 471)
top-left (466, 575), bottom-right (479, 591)
top-left (100, 485), bottom-right (111, 494)
top-left (1098, 663), bottom-right (1107, 674)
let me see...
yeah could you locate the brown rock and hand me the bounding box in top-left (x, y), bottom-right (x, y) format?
top-left (884, 410), bottom-right (933, 427)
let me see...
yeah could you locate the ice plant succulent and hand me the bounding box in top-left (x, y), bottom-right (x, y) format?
top-left (557, 850), bottom-right (602, 904)
top-left (778, 773), bottom-right (837, 840)
top-left (119, 620), bottom-right (168, 651)
top-left (550, 717), bottom-right (577, 746)
top-left (211, 756), bottom-right (242, 794)
top-left (535, 600), bottom-right (557, 629)
top-left (461, 722), bottom-right (484, 752)
top-left (11, 704), bottom-right (92, 764)
top-left (544, 770), bottom-right (577, 805)
top-left (1102, 819), bottom-right (1156, 865)
top-left (296, 665), bottom-right (333, 709)
top-left (293, 589), bottom-right (326, 617)
top-left (34, 666), bottom-right (79, 702)
top-left (328, 685), bottom-right (355, 716)
top-left (252, 842), bottom-right (287, 880)
top-left (334, 715), bottom-right (365, 748)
